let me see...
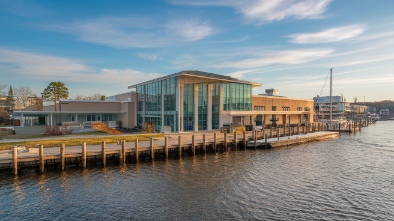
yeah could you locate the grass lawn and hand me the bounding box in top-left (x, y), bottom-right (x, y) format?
top-left (0, 132), bottom-right (164, 150)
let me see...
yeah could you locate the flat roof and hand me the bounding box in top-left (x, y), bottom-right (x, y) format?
top-left (128, 70), bottom-right (262, 88)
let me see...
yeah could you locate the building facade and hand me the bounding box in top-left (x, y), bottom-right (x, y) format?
top-left (313, 95), bottom-right (351, 120)
top-left (130, 71), bottom-right (314, 132)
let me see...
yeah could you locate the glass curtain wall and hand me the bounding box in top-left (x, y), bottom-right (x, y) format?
top-left (163, 77), bottom-right (178, 131)
top-left (136, 77), bottom-right (178, 132)
top-left (183, 84), bottom-right (194, 131)
top-left (198, 84), bottom-right (207, 130)
top-left (223, 83), bottom-right (252, 111)
top-left (212, 84), bottom-right (220, 129)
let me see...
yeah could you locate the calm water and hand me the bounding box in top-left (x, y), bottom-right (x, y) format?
top-left (1, 121), bottom-right (394, 220)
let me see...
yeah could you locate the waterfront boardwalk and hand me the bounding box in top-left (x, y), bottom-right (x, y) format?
top-left (0, 127), bottom-right (339, 175)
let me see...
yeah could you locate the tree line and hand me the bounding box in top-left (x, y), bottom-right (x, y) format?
top-left (0, 81), bottom-right (105, 125)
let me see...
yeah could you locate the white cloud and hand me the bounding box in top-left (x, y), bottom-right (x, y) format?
top-left (215, 49), bottom-right (334, 68)
top-left (166, 20), bottom-right (217, 41)
top-left (0, 49), bottom-right (163, 85)
top-left (170, 0), bottom-right (332, 24)
top-left (289, 25), bottom-right (365, 44)
top-left (43, 17), bottom-right (217, 48)
top-left (138, 53), bottom-right (159, 60)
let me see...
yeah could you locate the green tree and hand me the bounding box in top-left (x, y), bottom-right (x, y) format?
top-left (41, 82), bottom-right (69, 111)
top-left (5, 86), bottom-right (14, 113)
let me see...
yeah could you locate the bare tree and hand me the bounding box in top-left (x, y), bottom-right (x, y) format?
top-left (0, 84), bottom-right (7, 96)
top-left (14, 86), bottom-right (34, 110)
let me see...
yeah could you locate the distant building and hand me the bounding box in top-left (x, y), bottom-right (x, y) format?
top-left (313, 95), bottom-right (351, 120)
top-left (379, 109), bottom-right (389, 120)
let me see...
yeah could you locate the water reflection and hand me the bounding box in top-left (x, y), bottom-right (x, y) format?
top-left (0, 122), bottom-right (393, 220)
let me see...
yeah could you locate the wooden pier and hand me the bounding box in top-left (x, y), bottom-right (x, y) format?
top-left (1, 125), bottom-right (338, 176)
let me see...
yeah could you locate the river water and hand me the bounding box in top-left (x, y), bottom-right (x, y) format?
top-left (1, 121), bottom-right (393, 220)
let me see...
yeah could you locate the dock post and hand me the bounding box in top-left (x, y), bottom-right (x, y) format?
top-left (277, 128), bottom-right (280, 140)
top-left (39, 144), bottom-right (44, 173)
top-left (192, 135), bottom-right (196, 156)
top-left (203, 134), bottom-right (206, 154)
top-left (12, 147), bottom-right (17, 176)
top-left (297, 125), bottom-right (299, 134)
top-left (224, 133), bottom-right (228, 151)
top-left (60, 144), bottom-right (65, 171)
top-left (234, 131), bottom-right (237, 150)
top-left (254, 131), bottom-right (257, 149)
top-left (270, 128), bottom-right (273, 138)
top-left (165, 137), bottom-right (169, 159)
top-left (135, 139), bottom-right (139, 162)
top-left (121, 140), bottom-right (126, 164)
top-left (178, 136), bottom-right (182, 157)
top-left (82, 142), bottom-right (87, 168)
top-left (102, 141), bottom-right (106, 167)
top-left (214, 133), bottom-right (217, 152)
top-left (150, 138), bottom-right (154, 161)
top-left (243, 131), bottom-right (246, 150)
top-left (265, 134), bottom-right (268, 147)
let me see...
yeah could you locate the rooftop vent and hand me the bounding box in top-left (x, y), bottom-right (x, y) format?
top-left (265, 88), bottom-right (278, 96)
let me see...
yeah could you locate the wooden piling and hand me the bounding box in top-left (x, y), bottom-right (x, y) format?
top-left (224, 133), bottom-right (228, 151)
top-left (60, 144), bottom-right (65, 171)
top-left (203, 134), bottom-right (206, 154)
top-left (277, 128), bottom-right (280, 140)
top-left (254, 131), bottom-right (257, 149)
top-left (121, 140), bottom-right (126, 164)
top-left (82, 142), bottom-right (87, 168)
top-left (270, 128), bottom-right (273, 138)
top-left (102, 141), bottom-right (106, 167)
top-left (39, 144), bottom-right (44, 173)
top-left (12, 147), bottom-right (17, 176)
top-left (234, 131), bottom-right (237, 150)
top-left (243, 131), bottom-right (246, 150)
top-left (135, 139), bottom-right (139, 162)
top-left (192, 135), bottom-right (196, 156)
top-left (150, 138), bottom-right (154, 161)
top-left (213, 133), bottom-right (217, 152)
top-left (265, 134), bottom-right (268, 147)
top-left (178, 136), bottom-right (182, 157)
top-left (165, 137), bottom-right (169, 159)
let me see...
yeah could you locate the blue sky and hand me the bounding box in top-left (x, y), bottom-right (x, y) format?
top-left (1, 0), bottom-right (393, 101)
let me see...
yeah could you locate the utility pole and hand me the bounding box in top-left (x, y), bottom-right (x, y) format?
top-left (330, 68), bottom-right (333, 124)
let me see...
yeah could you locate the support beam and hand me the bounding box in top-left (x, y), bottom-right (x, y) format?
top-left (165, 137), bottom-right (169, 159)
top-left (121, 140), bottom-right (126, 164)
top-left (150, 138), bottom-right (154, 161)
top-left (192, 135), bottom-right (196, 156)
top-left (178, 136), bottom-right (182, 157)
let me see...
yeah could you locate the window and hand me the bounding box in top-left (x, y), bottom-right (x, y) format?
top-left (282, 106), bottom-right (290, 111)
top-left (272, 106), bottom-right (276, 111)
top-left (297, 107), bottom-right (302, 111)
top-left (304, 107), bottom-right (310, 111)
top-left (254, 106), bottom-right (265, 111)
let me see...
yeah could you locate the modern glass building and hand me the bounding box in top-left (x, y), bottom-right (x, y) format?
top-left (128, 71), bottom-right (262, 132)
